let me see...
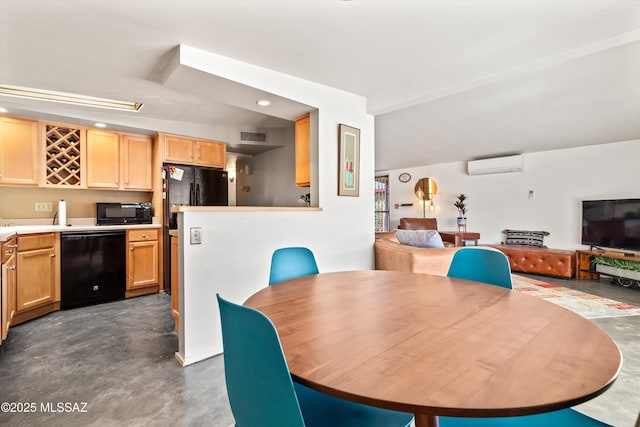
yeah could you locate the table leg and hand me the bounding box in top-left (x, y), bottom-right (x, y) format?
top-left (415, 413), bottom-right (439, 427)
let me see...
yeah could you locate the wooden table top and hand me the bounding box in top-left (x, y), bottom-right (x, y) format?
top-left (244, 270), bottom-right (621, 426)
top-left (440, 231), bottom-right (480, 239)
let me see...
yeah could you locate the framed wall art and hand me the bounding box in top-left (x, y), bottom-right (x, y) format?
top-left (338, 123), bottom-right (360, 196)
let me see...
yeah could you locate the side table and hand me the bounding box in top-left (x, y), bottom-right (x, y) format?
top-left (441, 231), bottom-right (480, 246)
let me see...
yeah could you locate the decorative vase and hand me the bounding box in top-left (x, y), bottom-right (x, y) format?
top-left (457, 217), bottom-right (467, 232)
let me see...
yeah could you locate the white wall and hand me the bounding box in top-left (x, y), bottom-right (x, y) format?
top-left (236, 127), bottom-right (309, 207)
top-left (177, 51), bottom-right (374, 365)
top-left (378, 139), bottom-right (640, 249)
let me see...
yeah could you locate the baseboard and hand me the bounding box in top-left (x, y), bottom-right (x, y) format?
top-left (175, 345), bottom-right (223, 367)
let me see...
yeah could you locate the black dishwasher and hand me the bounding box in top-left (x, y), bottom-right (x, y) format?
top-left (61, 231), bottom-right (126, 309)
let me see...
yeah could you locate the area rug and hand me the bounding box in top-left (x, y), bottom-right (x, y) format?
top-left (512, 274), bottom-right (640, 319)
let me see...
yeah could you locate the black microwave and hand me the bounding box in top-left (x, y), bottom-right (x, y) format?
top-left (96, 202), bottom-right (152, 225)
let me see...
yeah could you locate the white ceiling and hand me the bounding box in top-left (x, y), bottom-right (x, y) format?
top-left (1, 0), bottom-right (639, 170)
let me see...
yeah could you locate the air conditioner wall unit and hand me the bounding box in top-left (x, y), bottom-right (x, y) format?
top-left (467, 154), bottom-right (524, 175)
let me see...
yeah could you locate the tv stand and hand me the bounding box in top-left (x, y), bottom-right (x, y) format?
top-left (576, 249), bottom-right (640, 282)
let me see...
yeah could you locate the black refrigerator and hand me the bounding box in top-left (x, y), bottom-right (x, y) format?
top-left (162, 164), bottom-right (228, 292)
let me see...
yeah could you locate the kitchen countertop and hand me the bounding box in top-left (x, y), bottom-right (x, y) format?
top-left (171, 206), bottom-right (322, 212)
top-left (0, 223), bottom-right (161, 242)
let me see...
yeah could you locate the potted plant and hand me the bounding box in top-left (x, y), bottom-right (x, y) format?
top-left (454, 194), bottom-right (468, 229)
top-left (592, 255), bottom-right (640, 286)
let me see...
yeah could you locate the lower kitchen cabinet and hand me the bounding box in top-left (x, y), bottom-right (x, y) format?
top-left (1, 237), bottom-right (17, 342)
top-left (126, 229), bottom-right (159, 297)
top-left (171, 235), bottom-right (179, 331)
top-left (14, 233), bottom-right (59, 325)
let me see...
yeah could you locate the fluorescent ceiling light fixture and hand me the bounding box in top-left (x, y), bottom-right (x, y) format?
top-left (256, 99), bottom-right (271, 107)
top-left (0, 85), bottom-right (143, 112)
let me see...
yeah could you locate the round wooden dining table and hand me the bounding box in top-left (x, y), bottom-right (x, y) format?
top-left (244, 270), bottom-right (621, 427)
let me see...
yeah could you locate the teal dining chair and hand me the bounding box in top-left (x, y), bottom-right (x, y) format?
top-left (447, 247), bottom-right (513, 289)
top-left (268, 246), bottom-right (319, 285)
top-left (439, 408), bottom-right (612, 426)
top-left (217, 294), bottom-right (414, 427)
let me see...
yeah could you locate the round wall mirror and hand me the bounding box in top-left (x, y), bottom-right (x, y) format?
top-left (414, 178), bottom-right (437, 200)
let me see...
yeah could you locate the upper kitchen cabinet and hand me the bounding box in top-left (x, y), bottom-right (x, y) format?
top-left (0, 116), bottom-right (39, 186)
top-left (158, 133), bottom-right (226, 169)
top-left (86, 129), bottom-right (153, 191)
top-left (87, 129), bottom-right (120, 189)
top-left (194, 139), bottom-right (225, 168)
top-left (163, 134), bottom-right (193, 164)
top-left (43, 123), bottom-right (84, 187)
top-left (122, 134), bottom-right (152, 191)
top-left (295, 113), bottom-right (310, 187)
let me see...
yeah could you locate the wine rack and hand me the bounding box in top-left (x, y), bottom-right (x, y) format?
top-left (45, 124), bottom-right (82, 186)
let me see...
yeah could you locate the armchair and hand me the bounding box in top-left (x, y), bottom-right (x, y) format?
top-left (398, 218), bottom-right (461, 247)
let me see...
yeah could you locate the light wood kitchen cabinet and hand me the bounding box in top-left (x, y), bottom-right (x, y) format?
top-left (87, 130), bottom-right (152, 191)
top-left (126, 229), bottom-right (159, 292)
top-left (16, 233), bottom-right (56, 314)
top-left (163, 134), bottom-right (194, 164)
top-left (171, 235), bottom-right (179, 331)
top-left (194, 139), bottom-right (225, 168)
top-left (122, 134), bottom-right (152, 190)
top-left (43, 123), bottom-right (84, 187)
top-left (294, 113), bottom-right (310, 187)
top-left (1, 237), bottom-right (17, 342)
top-left (159, 133), bottom-right (226, 169)
top-left (0, 116), bottom-right (39, 186)
top-left (87, 129), bottom-right (120, 188)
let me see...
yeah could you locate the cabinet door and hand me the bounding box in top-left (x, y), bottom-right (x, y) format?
top-left (1, 252), bottom-right (16, 341)
top-left (295, 114), bottom-right (310, 187)
top-left (127, 240), bottom-right (159, 289)
top-left (122, 134), bottom-right (152, 190)
top-left (16, 247), bottom-right (55, 312)
top-left (0, 116), bottom-right (39, 185)
top-left (195, 140), bottom-right (225, 168)
top-left (170, 235), bottom-right (179, 331)
top-left (87, 129), bottom-right (120, 188)
top-left (164, 135), bottom-right (194, 164)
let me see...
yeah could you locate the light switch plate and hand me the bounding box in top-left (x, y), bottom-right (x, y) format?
top-left (190, 227), bottom-right (202, 245)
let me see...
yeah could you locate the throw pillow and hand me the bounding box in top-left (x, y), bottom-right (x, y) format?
top-left (396, 229), bottom-right (445, 248)
top-left (504, 229), bottom-right (550, 247)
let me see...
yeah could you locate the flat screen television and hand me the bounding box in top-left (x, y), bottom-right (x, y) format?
top-left (582, 199), bottom-right (640, 251)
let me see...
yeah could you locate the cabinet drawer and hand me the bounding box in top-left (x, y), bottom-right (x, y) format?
top-left (128, 229), bottom-right (158, 242)
top-left (17, 233), bottom-right (55, 251)
top-left (2, 238), bottom-right (17, 263)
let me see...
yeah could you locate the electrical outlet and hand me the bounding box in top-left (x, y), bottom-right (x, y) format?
top-left (190, 227), bottom-right (202, 245)
top-left (35, 202), bottom-right (53, 212)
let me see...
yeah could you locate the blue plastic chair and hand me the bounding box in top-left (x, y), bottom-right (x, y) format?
top-left (268, 247), bottom-right (319, 285)
top-left (447, 247), bottom-right (513, 289)
top-left (217, 294), bottom-right (414, 427)
top-left (439, 408), bottom-right (612, 426)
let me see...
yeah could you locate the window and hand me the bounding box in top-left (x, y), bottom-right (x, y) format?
top-left (375, 175), bottom-right (390, 232)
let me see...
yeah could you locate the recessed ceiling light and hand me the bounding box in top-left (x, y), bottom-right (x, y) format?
top-left (95, 122), bottom-right (107, 128)
top-left (0, 107), bottom-right (7, 113)
top-left (256, 99), bottom-right (271, 107)
top-left (0, 84), bottom-right (143, 112)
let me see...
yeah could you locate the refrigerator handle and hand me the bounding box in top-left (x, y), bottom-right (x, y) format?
top-left (195, 184), bottom-right (200, 206)
top-left (189, 182), bottom-right (194, 206)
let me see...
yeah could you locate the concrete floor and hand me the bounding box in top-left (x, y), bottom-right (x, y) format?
top-left (527, 274), bottom-right (640, 427)
top-left (0, 293), bottom-right (234, 427)
top-left (0, 275), bottom-right (638, 426)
